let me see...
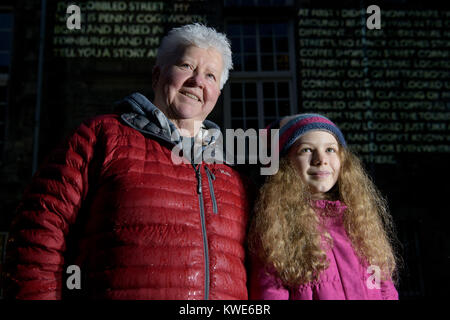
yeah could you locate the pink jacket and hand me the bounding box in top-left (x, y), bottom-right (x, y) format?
top-left (250, 200), bottom-right (398, 300)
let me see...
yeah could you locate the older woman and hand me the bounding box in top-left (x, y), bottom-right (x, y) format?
top-left (4, 24), bottom-right (250, 300)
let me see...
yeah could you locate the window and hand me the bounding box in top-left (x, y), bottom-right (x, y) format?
top-left (229, 22), bottom-right (290, 72)
top-left (0, 12), bottom-right (13, 158)
top-left (224, 21), bottom-right (297, 130)
top-left (230, 82), bottom-right (259, 129)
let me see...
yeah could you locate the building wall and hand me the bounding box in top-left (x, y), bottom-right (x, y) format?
top-left (1, 0), bottom-right (449, 298)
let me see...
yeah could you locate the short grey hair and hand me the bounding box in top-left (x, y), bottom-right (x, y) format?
top-left (155, 23), bottom-right (233, 89)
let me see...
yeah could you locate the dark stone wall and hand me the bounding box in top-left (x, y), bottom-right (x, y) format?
top-left (1, 0), bottom-right (449, 299)
top-left (0, 0), bottom-right (42, 229)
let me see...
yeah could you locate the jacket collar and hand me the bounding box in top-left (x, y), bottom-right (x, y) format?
top-left (117, 92), bottom-right (227, 165)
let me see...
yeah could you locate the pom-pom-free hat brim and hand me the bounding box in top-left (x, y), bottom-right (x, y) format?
top-left (267, 114), bottom-right (347, 157)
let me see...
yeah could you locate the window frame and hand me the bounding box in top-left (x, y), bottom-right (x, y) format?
top-left (223, 18), bottom-right (298, 130)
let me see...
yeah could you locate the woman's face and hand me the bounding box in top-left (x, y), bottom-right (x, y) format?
top-left (288, 130), bottom-right (341, 199)
top-left (152, 45), bottom-right (223, 125)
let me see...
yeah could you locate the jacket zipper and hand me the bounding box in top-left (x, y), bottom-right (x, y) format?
top-left (195, 164), bottom-right (210, 300)
top-left (205, 166), bottom-right (218, 214)
top-left (122, 100), bottom-right (217, 299)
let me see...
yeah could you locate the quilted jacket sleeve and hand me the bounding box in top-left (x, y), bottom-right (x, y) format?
top-left (3, 119), bottom-right (99, 299)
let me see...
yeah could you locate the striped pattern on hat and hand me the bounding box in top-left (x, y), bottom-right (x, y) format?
top-left (267, 113), bottom-right (347, 157)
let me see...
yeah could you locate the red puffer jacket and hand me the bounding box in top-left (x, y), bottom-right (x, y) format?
top-left (5, 94), bottom-right (250, 299)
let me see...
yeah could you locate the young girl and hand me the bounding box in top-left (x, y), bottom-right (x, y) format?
top-left (248, 113), bottom-right (401, 300)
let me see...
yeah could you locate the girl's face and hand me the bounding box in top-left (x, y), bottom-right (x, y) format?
top-left (288, 130), bottom-right (341, 199)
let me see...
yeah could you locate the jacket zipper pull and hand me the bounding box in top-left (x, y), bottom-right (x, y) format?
top-left (205, 166), bottom-right (215, 180)
top-left (196, 167), bottom-right (202, 194)
top-left (205, 166), bottom-right (218, 214)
